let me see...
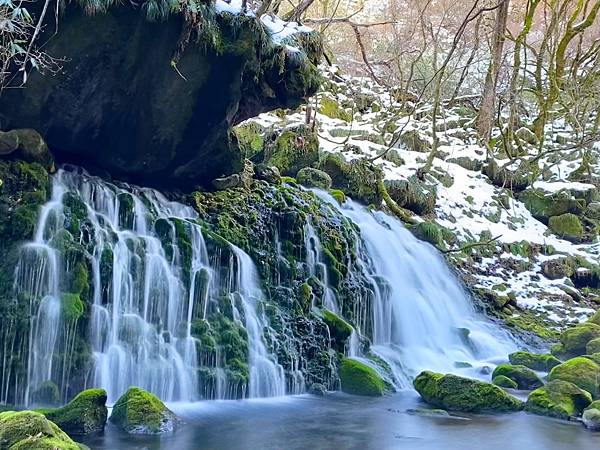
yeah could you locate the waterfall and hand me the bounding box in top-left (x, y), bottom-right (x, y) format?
top-left (15, 168), bottom-right (285, 405)
top-left (315, 192), bottom-right (517, 388)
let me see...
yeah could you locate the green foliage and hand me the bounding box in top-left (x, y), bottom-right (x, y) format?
top-left (413, 371), bottom-right (523, 413)
top-left (339, 358), bottom-right (386, 397)
top-left (525, 380), bottom-right (592, 420)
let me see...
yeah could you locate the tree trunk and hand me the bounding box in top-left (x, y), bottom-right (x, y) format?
top-left (476, 0), bottom-right (510, 141)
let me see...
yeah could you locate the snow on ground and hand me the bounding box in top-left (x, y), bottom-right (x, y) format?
top-left (246, 66), bottom-right (600, 330)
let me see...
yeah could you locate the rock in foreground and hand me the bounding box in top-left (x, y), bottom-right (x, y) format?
top-left (413, 371), bottom-right (522, 413)
top-left (525, 380), bottom-right (592, 420)
top-left (110, 387), bottom-right (177, 434)
top-left (42, 388), bottom-right (108, 435)
top-left (0, 410), bottom-right (81, 449)
top-left (491, 364), bottom-right (543, 390)
top-left (548, 357), bottom-right (600, 398)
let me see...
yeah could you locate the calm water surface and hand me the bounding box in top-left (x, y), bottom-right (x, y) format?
top-left (80, 392), bottom-right (599, 450)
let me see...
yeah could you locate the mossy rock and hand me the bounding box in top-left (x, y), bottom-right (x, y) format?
top-left (483, 159), bottom-right (532, 192)
top-left (396, 130), bottom-right (430, 153)
top-left (264, 126), bottom-right (319, 176)
top-left (548, 213), bottom-right (583, 242)
top-left (525, 380), bottom-right (592, 420)
top-left (339, 358), bottom-right (386, 397)
top-left (318, 97), bottom-right (352, 122)
top-left (540, 257), bottom-right (576, 280)
top-left (518, 189), bottom-right (584, 223)
top-left (384, 177), bottom-right (436, 215)
top-left (0, 410), bottom-right (80, 449)
top-left (60, 293), bottom-right (84, 322)
top-left (109, 387), bottom-right (177, 434)
top-left (411, 221), bottom-right (443, 247)
top-left (588, 310), bottom-right (600, 325)
top-left (583, 408), bottom-right (600, 430)
top-left (491, 364), bottom-right (543, 390)
top-left (413, 371), bottom-right (522, 413)
top-left (492, 375), bottom-right (518, 389)
top-left (560, 323), bottom-right (600, 356)
top-left (42, 389), bottom-right (107, 435)
top-left (548, 357), bottom-right (600, 397)
top-left (296, 167), bottom-right (332, 190)
top-left (322, 309), bottom-right (352, 351)
top-left (508, 352), bottom-right (561, 372)
top-left (587, 338), bottom-right (600, 355)
top-left (586, 400), bottom-right (600, 411)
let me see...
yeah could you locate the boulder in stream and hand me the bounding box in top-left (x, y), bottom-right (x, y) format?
top-left (413, 371), bottom-right (523, 413)
top-left (41, 388), bottom-right (108, 435)
top-left (110, 387), bottom-right (177, 434)
top-left (525, 380), bottom-right (592, 420)
top-left (339, 358), bottom-right (386, 397)
top-left (491, 364), bottom-right (543, 390)
top-left (0, 410), bottom-right (81, 449)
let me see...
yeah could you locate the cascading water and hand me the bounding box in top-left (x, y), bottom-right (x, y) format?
top-left (15, 167), bottom-right (285, 405)
top-left (314, 191), bottom-right (517, 387)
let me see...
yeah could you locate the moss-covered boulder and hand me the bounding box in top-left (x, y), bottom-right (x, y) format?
top-left (322, 310), bottom-right (352, 352)
top-left (339, 358), bottom-right (386, 397)
top-left (0, 410), bottom-right (80, 449)
top-left (492, 375), bottom-right (518, 389)
top-left (384, 177), bottom-right (436, 215)
top-left (491, 364), bottom-right (543, 390)
top-left (42, 388), bottom-right (107, 435)
top-left (296, 167), bottom-right (332, 190)
top-left (587, 338), bottom-right (600, 355)
top-left (525, 380), bottom-right (592, 420)
top-left (583, 408), bottom-right (600, 430)
top-left (560, 323), bottom-right (600, 356)
top-left (413, 371), bottom-right (522, 413)
top-left (548, 213), bottom-right (584, 242)
top-left (541, 257), bottom-right (576, 280)
top-left (508, 352), bottom-right (561, 372)
top-left (264, 127), bottom-right (320, 176)
top-left (109, 387), bottom-right (177, 434)
top-left (548, 357), bottom-right (600, 397)
top-left (518, 189), bottom-right (583, 223)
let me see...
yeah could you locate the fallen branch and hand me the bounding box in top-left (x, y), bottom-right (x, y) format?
top-left (442, 235), bottom-right (502, 254)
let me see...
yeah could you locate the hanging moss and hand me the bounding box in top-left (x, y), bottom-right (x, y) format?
top-left (61, 293), bottom-right (84, 322)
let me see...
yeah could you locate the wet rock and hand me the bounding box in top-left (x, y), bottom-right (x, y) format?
top-left (560, 323), bottom-right (600, 355)
top-left (541, 257), bottom-right (575, 280)
top-left (508, 351), bottom-right (561, 372)
top-left (296, 167), bottom-right (332, 190)
top-left (413, 371), bottom-right (522, 413)
top-left (548, 357), bottom-right (600, 397)
top-left (42, 388), bottom-right (108, 435)
top-left (254, 164), bottom-right (281, 185)
top-left (0, 130), bottom-right (18, 155)
top-left (339, 358), bottom-right (386, 397)
top-left (525, 380), bottom-right (591, 420)
top-left (308, 383), bottom-right (327, 396)
top-left (110, 387), bottom-right (177, 434)
top-left (582, 408), bottom-right (600, 430)
top-left (0, 410), bottom-right (81, 449)
top-left (492, 375), bottom-right (518, 389)
top-left (491, 364), bottom-right (543, 390)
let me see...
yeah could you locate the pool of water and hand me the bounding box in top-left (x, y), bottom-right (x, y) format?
top-left (80, 392), bottom-right (599, 449)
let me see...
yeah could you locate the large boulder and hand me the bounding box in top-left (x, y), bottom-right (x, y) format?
top-left (339, 358), bottom-right (386, 397)
top-left (525, 380), bottom-right (592, 420)
top-left (491, 364), bottom-right (543, 390)
top-left (0, 5), bottom-right (321, 189)
top-left (296, 167), bottom-right (332, 190)
top-left (518, 189), bottom-right (584, 223)
top-left (42, 388), bottom-right (108, 435)
top-left (548, 357), bottom-right (600, 397)
top-left (548, 213), bottom-right (584, 242)
top-left (263, 127), bottom-right (320, 176)
top-left (560, 323), bottom-right (600, 356)
top-left (413, 371), bottom-right (522, 413)
top-left (583, 408), bottom-right (600, 431)
top-left (319, 154), bottom-right (383, 205)
top-left (508, 351), bottom-right (561, 372)
top-left (109, 387), bottom-right (177, 434)
top-left (0, 410), bottom-right (80, 449)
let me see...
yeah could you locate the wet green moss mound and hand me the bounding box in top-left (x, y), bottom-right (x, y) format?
top-left (110, 387), bottom-right (177, 434)
top-left (42, 388), bottom-right (108, 435)
top-left (525, 380), bottom-right (592, 420)
top-left (339, 358), bottom-right (386, 397)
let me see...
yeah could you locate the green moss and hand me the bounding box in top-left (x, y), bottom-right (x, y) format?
top-left (109, 387), bottom-right (176, 434)
top-left (503, 311), bottom-right (560, 340)
top-left (0, 410), bottom-right (79, 449)
top-left (329, 189), bottom-right (346, 204)
top-left (560, 323), bottom-right (600, 356)
top-left (549, 357), bottom-right (600, 397)
top-left (69, 263), bottom-right (89, 296)
top-left (322, 310), bottom-right (352, 352)
top-left (508, 352), bottom-right (561, 372)
top-left (525, 380), bottom-right (592, 419)
top-left (586, 338), bottom-right (600, 355)
top-left (339, 358), bottom-right (386, 397)
top-left (491, 364), bottom-right (543, 390)
top-left (413, 371), bottom-right (522, 413)
top-left (412, 221), bottom-right (443, 247)
top-left (234, 123), bottom-right (265, 159)
top-left (299, 282), bottom-right (312, 311)
top-left (548, 213), bottom-right (584, 241)
top-left (492, 375), bottom-right (518, 389)
top-left (518, 189), bottom-right (584, 223)
top-left (318, 97), bottom-right (352, 122)
top-left (296, 167), bottom-right (332, 190)
top-left (60, 293), bottom-right (84, 322)
top-left (384, 177), bottom-right (437, 215)
top-left (264, 127), bottom-right (320, 176)
top-left (42, 388), bottom-right (107, 435)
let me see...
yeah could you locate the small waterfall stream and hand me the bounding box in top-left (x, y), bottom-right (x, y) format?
top-left (315, 191), bottom-right (517, 387)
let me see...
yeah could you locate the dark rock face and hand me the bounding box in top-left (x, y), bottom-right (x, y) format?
top-left (0, 5), bottom-right (321, 189)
